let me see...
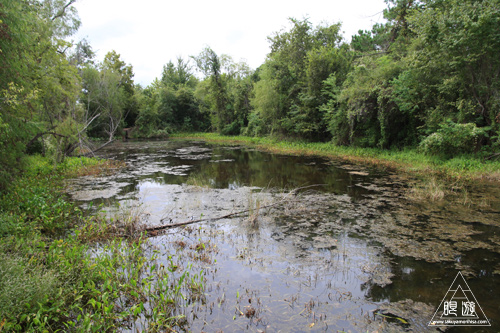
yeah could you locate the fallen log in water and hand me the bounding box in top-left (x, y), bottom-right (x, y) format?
top-left (142, 184), bottom-right (326, 235)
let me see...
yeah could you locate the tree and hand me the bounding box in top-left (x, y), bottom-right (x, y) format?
top-left (409, 0), bottom-right (500, 128)
top-left (70, 38), bottom-right (95, 69)
top-left (80, 51), bottom-right (138, 143)
top-left (383, 0), bottom-right (423, 43)
top-left (247, 64), bottom-right (279, 136)
top-left (384, 0), bottom-right (500, 153)
top-left (351, 23), bottom-right (392, 53)
top-left (133, 80), bottom-right (167, 137)
top-left (161, 57), bottom-right (197, 90)
top-left (0, 0), bottom-right (83, 185)
top-left (192, 47), bottom-right (227, 131)
top-left (81, 62), bottom-right (126, 141)
top-left (102, 50), bottom-right (138, 127)
top-left (160, 57), bottom-right (207, 131)
top-left (249, 18), bottom-right (346, 140)
top-left (334, 55), bottom-right (406, 148)
top-left (1, 0), bottom-right (38, 186)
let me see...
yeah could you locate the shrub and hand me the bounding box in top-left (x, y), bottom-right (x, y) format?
top-left (150, 128), bottom-right (170, 138)
top-left (221, 120), bottom-right (242, 136)
top-left (242, 112), bottom-right (268, 137)
top-left (134, 107), bottom-right (162, 137)
top-left (0, 115), bottom-right (28, 191)
top-left (419, 121), bottom-right (488, 158)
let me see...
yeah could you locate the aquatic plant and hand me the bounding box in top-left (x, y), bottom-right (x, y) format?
top-left (407, 177), bottom-right (445, 201)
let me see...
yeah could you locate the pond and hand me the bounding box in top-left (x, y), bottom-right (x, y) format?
top-left (66, 140), bottom-right (500, 332)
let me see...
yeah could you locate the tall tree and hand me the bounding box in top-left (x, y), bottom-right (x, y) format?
top-left (81, 56), bottom-right (130, 141)
top-left (250, 18), bottom-right (346, 140)
top-left (351, 23), bottom-right (392, 53)
top-left (408, 0), bottom-right (500, 129)
top-left (0, 0), bottom-right (82, 186)
top-left (102, 50), bottom-right (138, 127)
top-left (161, 57), bottom-right (197, 90)
top-left (192, 47), bottom-right (230, 132)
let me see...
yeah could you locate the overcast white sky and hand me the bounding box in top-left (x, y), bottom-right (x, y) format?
top-left (72, 0), bottom-right (387, 86)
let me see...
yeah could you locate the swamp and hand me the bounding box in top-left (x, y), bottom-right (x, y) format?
top-left (66, 139), bottom-right (500, 332)
top-left (3, 0), bottom-right (500, 331)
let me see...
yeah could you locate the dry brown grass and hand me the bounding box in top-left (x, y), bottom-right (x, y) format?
top-left (407, 177), bottom-right (446, 202)
top-left (73, 159), bottom-right (126, 177)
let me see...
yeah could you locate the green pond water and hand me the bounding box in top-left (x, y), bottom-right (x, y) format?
top-left (66, 140), bottom-right (500, 332)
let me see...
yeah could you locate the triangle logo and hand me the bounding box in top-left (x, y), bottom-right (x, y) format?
top-left (429, 271), bottom-right (491, 327)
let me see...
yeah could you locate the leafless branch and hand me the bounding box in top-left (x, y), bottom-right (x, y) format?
top-left (79, 139), bottom-right (115, 157)
top-left (78, 112), bottom-right (101, 136)
top-left (51, 0), bottom-right (77, 21)
top-left (143, 184), bottom-right (326, 234)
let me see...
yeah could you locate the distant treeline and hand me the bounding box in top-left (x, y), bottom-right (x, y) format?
top-left (1, 0), bottom-right (500, 189)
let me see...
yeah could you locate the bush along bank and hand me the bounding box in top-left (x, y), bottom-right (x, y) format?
top-left (0, 155), bottom-right (201, 332)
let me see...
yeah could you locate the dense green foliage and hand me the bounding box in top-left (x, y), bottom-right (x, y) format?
top-left (0, 0), bottom-right (139, 189)
top-left (80, 50), bottom-right (139, 140)
top-left (1, 0), bottom-right (82, 188)
top-left (133, 57), bottom-right (209, 137)
top-left (135, 0), bottom-right (500, 160)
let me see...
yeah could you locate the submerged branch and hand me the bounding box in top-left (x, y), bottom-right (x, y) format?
top-left (143, 184), bottom-right (326, 234)
top-left (79, 139), bottom-right (115, 157)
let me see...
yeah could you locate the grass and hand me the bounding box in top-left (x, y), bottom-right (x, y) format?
top-left (407, 177), bottom-right (446, 202)
top-left (22, 154), bottom-right (126, 179)
top-left (0, 154), bottom-right (202, 332)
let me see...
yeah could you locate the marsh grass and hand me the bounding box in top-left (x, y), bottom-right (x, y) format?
top-left (407, 177), bottom-right (446, 201)
top-left (23, 154), bottom-right (125, 179)
top-left (247, 193), bottom-right (262, 227)
top-left (69, 159), bottom-right (126, 178)
top-left (112, 202), bottom-right (147, 238)
top-left (405, 176), bottom-right (486, 207)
